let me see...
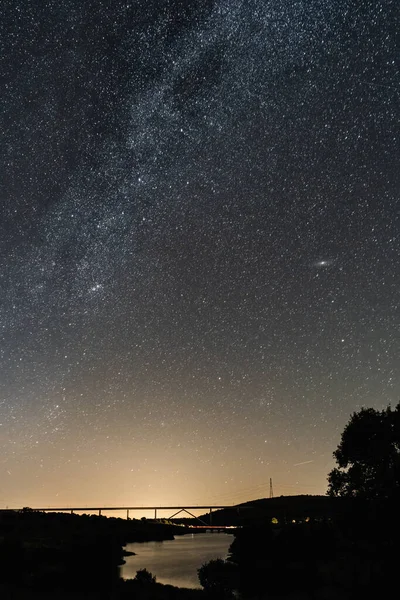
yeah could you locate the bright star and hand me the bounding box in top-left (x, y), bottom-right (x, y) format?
top-left (90, 283), bottom-right (103, 292)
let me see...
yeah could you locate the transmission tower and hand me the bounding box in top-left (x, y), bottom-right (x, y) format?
top-left (269, 478), bottom-right (274, 499)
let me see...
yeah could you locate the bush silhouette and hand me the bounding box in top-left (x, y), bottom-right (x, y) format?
top-left (134, 568), bottom-right (156, 584)
top-left (198, 559), bottom-right (236, 598)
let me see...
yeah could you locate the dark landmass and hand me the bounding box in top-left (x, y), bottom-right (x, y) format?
top-left (198, 496), bottom-right (400, 599)
top-left (174, 494), bottom-right (347, 526)
top-left (120, 578), bottom-right (204, 599)
top-left (0, 580), bottom-right (205, 600)
top-left (1, 493), bottom-right (399, 598)
top-left (0, 508), bottom-right (187, 543)
top-left (0, 509), bottom-right (195, 599)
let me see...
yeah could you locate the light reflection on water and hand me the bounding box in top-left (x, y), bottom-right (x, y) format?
top-left (122, 532), bottom-right (234, 589)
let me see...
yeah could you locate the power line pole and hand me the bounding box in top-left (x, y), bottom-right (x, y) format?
top-left (269, 478), bottom-right (274, 499)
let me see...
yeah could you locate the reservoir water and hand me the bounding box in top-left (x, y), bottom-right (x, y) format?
top-left (122, 532), bottom-right (234, 589)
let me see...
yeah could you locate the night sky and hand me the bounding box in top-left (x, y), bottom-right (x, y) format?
top-left (1, 0), bottom-right (399, 509)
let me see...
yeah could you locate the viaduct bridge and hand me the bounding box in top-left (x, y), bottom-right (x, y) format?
top-left (6, 505), bottom-right (240, 525)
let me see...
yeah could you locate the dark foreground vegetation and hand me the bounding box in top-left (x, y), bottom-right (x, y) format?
top-left (1, 402), bottom-right (399, 598)
top-left (1, 503), bottom-right (399, 599)
top-left (0, 510), bottom-right (192, 599)
top-left (199, 501), bottom-right (400, 599)
top-left (198, 402), bottom-right (400, 599)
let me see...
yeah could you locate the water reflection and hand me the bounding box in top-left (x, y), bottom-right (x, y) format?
top-left (122, 532), bottom-right (234, 589)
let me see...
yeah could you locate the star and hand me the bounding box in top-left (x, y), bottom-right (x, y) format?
top-left (1, 0), bottom-right (397, 508)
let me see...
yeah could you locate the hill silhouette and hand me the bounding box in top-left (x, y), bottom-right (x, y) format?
top-left (188, 495), bottom-right (347, 526)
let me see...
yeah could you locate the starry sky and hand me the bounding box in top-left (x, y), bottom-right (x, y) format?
top-left (1, 0), bottom-right (399, 509)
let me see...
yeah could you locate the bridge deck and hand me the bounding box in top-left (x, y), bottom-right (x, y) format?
top-left (1, 505), bottom-right (234, 512)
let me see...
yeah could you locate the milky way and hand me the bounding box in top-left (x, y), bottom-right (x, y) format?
top-left (1, 0), bottom-right (399, 508)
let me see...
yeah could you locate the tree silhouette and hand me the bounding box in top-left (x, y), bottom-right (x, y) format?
top-left (133, 568), bottom-right (156, 584)
top-left (198, 559), bottom-right (236, 598)
top-left (328, 403), bottom-right (400, 499)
